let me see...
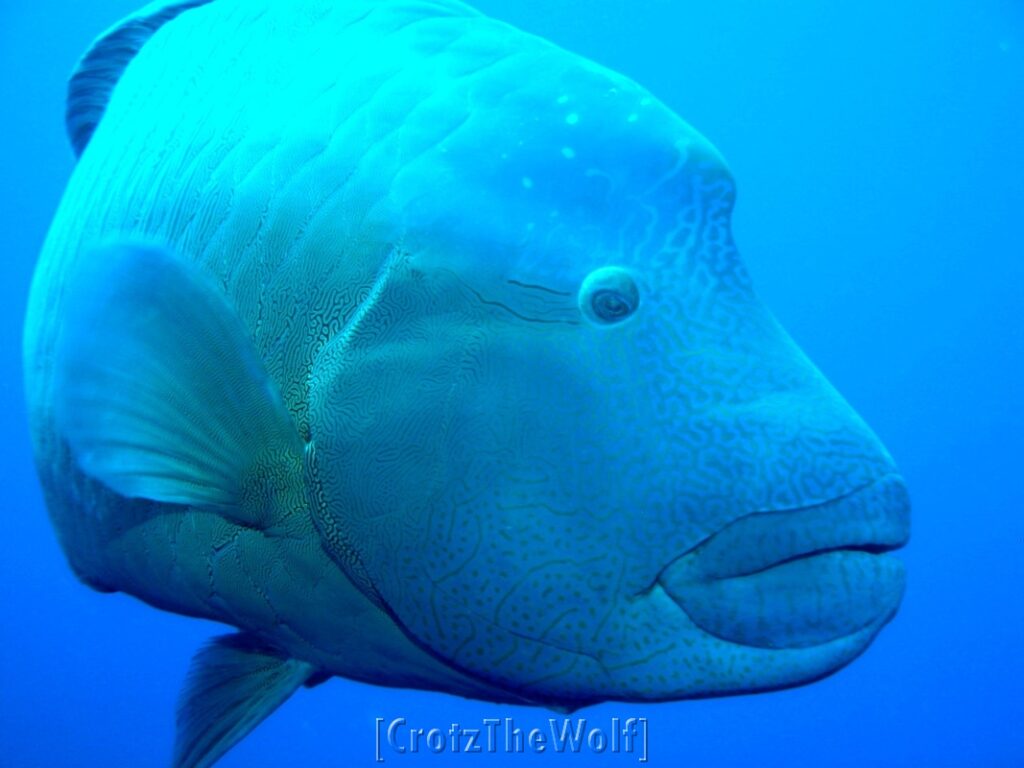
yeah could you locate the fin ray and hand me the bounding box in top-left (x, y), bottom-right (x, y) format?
top-left (52, 242), bottom-right (302, 525)
top-left (67, 0), bottom-right (215, 156)
top-left (174, 633), bottom-right (315, 768)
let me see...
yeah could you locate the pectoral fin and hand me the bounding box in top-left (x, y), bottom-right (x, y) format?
top-left (52, 242), bottom-right (302, 528)
top-left (174, 633), bottom-right (315, 768)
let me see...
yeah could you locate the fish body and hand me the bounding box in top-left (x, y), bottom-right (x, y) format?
top-left (23, 1), bottom-right (910, 766)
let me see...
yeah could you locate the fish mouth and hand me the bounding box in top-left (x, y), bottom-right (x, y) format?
top-left (658, 473), bottom-right (911, 649)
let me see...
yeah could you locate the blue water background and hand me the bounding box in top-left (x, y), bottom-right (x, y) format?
top-left (1, 1), bottom-right (1021, 766)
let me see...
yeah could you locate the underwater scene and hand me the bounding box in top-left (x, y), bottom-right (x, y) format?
top-left (1, 1), bottom-right (1021, 766)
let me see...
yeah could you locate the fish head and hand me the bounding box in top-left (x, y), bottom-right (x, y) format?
top-left (308, 56), bottom-right (909, 704)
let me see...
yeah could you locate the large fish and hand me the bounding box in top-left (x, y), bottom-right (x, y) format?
top-left (23, 0), bottom-right (911, 765)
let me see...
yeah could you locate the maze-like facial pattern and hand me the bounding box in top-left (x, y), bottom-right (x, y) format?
top-left (25, 0), bottom-right (908, 706)
top-left (297, 2), bottom-right (905, 701)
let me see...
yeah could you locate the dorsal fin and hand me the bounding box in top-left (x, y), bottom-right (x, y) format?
top-left (66, 0), bottom-right (214, 157)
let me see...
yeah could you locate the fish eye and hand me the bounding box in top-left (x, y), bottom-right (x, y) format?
top-left (579, 266), bottom-right (640, 325)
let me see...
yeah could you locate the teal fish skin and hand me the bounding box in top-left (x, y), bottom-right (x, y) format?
top-left (25, 0), bottom-right (909, 726)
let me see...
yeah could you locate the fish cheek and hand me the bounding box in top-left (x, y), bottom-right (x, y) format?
top-left (305, 304), bottom-right (603, 681)
top-left (303, 309), bottom-right (490, 614)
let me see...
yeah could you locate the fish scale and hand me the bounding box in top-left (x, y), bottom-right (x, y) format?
top-left (25, 1), bottom-right (909, 766)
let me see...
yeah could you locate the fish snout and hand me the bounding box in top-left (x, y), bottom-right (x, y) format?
top-left (658, 473), bottom-right (910, 649)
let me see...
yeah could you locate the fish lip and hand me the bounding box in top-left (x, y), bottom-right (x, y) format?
top-left (665, 472), bottom-right (911, 583)
top-left (654, 473), bottom-right (911, 649)
top-left (738, 537), bottom-right (903, 576)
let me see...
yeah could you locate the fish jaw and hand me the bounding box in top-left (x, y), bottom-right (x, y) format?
top-left (658, 473), bottom-right (910, 651)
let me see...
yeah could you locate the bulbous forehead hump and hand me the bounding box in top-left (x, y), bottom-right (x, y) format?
top-left (391, 48), bottom-right (735, 274)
